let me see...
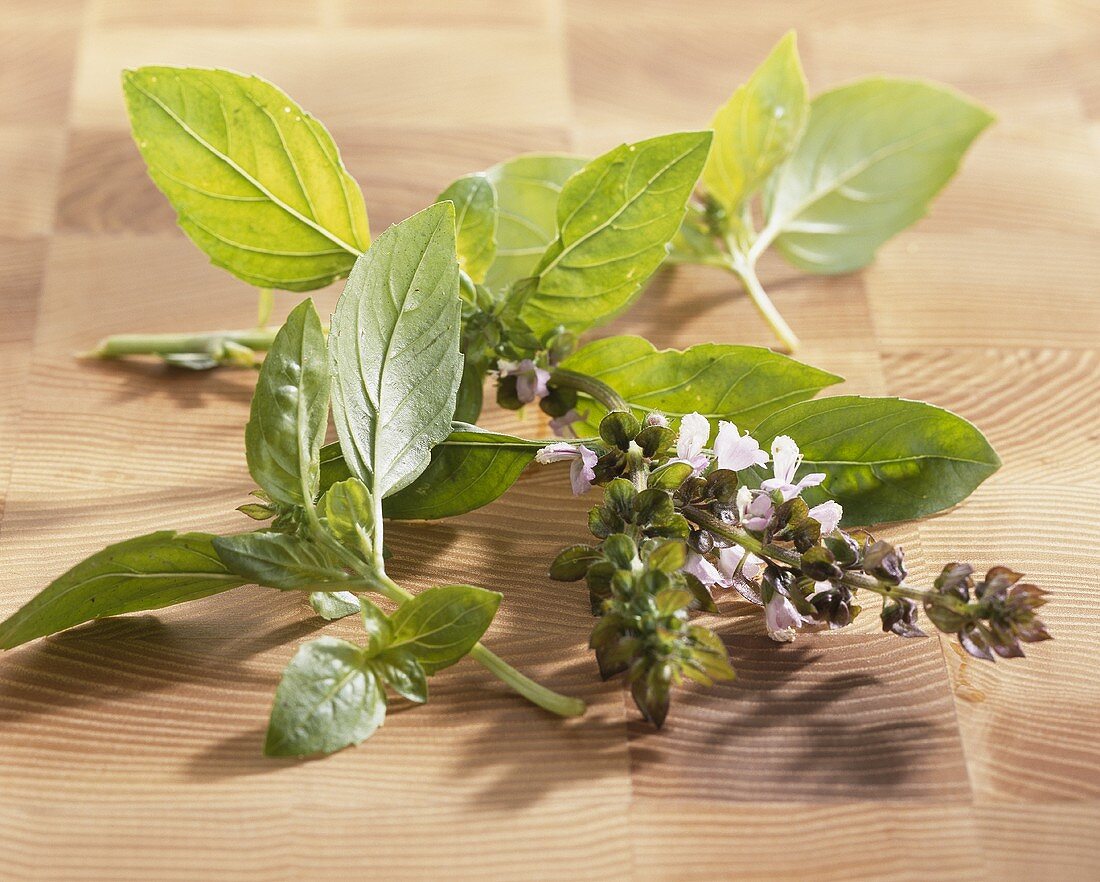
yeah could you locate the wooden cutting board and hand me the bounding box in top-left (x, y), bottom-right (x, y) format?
top-left (1, 1), bottom-right (1097, 878)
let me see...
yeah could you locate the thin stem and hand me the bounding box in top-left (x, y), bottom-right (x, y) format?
top-left (256, 289), bottom-right (275, 328)
top-left (365, 569), bottom-right (586, 718)
top-left (86, 327), bottom-right (280, 360)
top-left (550, 367), bottom-right (629, 413)
top-left (727, 249), bottom-right (801, 353)
top-left (682, 505), bottom-right (928, 604)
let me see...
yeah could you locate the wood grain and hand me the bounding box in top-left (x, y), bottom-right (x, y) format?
top-left (1, 1), bottom-right (1099, 879)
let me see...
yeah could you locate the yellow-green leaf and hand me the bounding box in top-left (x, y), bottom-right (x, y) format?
top-left (438, 174), bottom-right (496, 283)
top-left (482, 154), bottom-right (586, 291)
top-left (124, 67), bottom-right (369, 291)
top-left (702, 31), bottom-right (808, 214)
top-left (519, 132), bottom-right (711, 337)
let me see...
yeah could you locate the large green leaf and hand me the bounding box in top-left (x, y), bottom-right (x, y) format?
top-left (0, 532), bottom-right (245, 649)
top-left (482, 154), bottom-right (587, 291)
top-left (559, 335), bottom-right (842, 434)
top-left (213, 532), bottom-right (352, 590)
top-left (328, 203), bottom-right (463, 499)
top-left (702, 31), bottom-right (808, 214)
top-left (318, 427), bottom-right (546, 521)
top-left (265, 636), bottom-right (385, 757)
top-left (383, 425), bottom-right (545, 520)
top-left (519, 132), bottom-right (711, 338)
top-left (749, 395), bottom-right (1001, 525)
top-left (123, 67), bottom-right (369, 290)
top-left (438, 175), bottom-right (496, 283)
top-left (764, 78), bottom-right (993, 274)
top-left (388, 585), bottom-right (501, 674)
top-left (244, 299), bottom-right (329, 507)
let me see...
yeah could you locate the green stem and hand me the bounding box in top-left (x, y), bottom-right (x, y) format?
top-left (727, 254), bottom-right (801, 354)
top-left (87, 327), bottom-right (280, 359)
top-left (365, 569), bottom-right (586, 718)
top-left (549, 367), bottom-right (630, 413)
top-left (682, 505), bottom-right (928, 604)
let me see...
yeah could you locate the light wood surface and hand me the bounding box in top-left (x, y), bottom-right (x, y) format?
top-left (1, 2), bottom-right (1098, 879)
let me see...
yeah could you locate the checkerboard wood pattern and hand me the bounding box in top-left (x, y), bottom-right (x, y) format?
top-left (1, 2), bottom-right (1097, 879)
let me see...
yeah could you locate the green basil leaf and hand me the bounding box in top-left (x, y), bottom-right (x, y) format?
top-left (358, 596), bottom-right (394, 650)
top-left (309, 591), bottom-right (361, 621)
top-left (482, 153), bottom-right (587, 291)
top-left (0, 532), bottom-right (244, 649)
top-left (213, 532), bottom-right (351, 590)
top-left (264, 636), bottom-right (385, 757)
top-left (702, 31), bottom-right (807, 214)
top-left (764, 78), bottom-right (994, 274)
top-left (749, 395), bottom-right (1001, 525)
top-left (245, 299), bottom-right (329, 507)
top-left (388, 584), bottom-right (501, 674)
top-left (382, 425), bottom-right (545, 520)
top-left (371, 647), bottom-right (428, 704)
top-left (519, 132), bottom-right (711, 338)
top-left (454, 359), bottom-right (485, 424)
top-left (318, 476), bottom-right (373, 552)
top-left (438, 174), bottom-right (496, 284)
top-left (123, 67), bottom-right (369, 291)
top-left (329, 202), bottom-right (463, 498)
top-left (559, 334), bottom-right (842, 434)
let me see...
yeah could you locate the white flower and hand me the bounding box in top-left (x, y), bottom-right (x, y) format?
top-left (760, 435), bottom-right (826, 501)
top-left (714, 421), bottom-right (768, 472)
top-left (716, 544), bottom-right (764, 582)
top-left (645, 412), bottom-right (669, 428)
top-left (497, 358), bottom-right (550, 404)
top-left (535, 442), bottom-right (598, 495)
top-left (765, 592), bottom-right (811, 643)
top-left (675, 412), bottom-right (711, 474)
top-left (808, 500), bottom-right (843, 534)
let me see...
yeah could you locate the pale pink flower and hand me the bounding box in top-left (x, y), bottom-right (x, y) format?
top-left (765, 593), bottom-right (812, 642)
top-left (760, 435), bottom-right (825, 501)
top-left (808, 500), bottom-right (843, 534)
top-left (682, 551), bottom-right (724, 591)
top-left (714, 421), bottom-right (768, 472)
top-left (497, 358), bottom-right (550, 404)
top-left (717, 544), bottom-right (764, 582)
top-left (535, 442), bottom-right (598, 495)
top-left (549, 409), bottom-right (581, 438)
top-left (645, 412), bottom-right (669, 428)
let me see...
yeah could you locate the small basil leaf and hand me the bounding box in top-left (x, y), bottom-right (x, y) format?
top-left (388, 585), bottom-right (501, 674)
top-left (123, 67), bottom-right (369, 291)
top-left (0, 532), bottom-right (245, 649)
top-left (264, 637), bottom-right (385, 757)
top-left (438, 174), bottom-right (497, 283)
top-left (559, 334), bottom-right (842, 434)
top-left (454, 359), bottom-right (485, 424)
top-left (765, 78), bottom-right (994, 274)
top-left (358, 596), bottom-right (394, 651)
top-left (749, 395), bottom-right (1001, 525)
top-left (519, 132), bottom-right (711, 338)
top-left (371, 648), bottom-right (428, 704)
top-left (245, 299), bottom-right (329, 507)
top-left (329, 202), bottom-right (463, 498)
top-left (703, 31), bottom-right (808, 214)
top-left (309, 591), bottom-right (361, 621)
top-left (213, 532), bottom-right (350, 590)
top-left (482, 153), bottom-right (587, 291)
top-left (318, 477), bottom-right (373, 552)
